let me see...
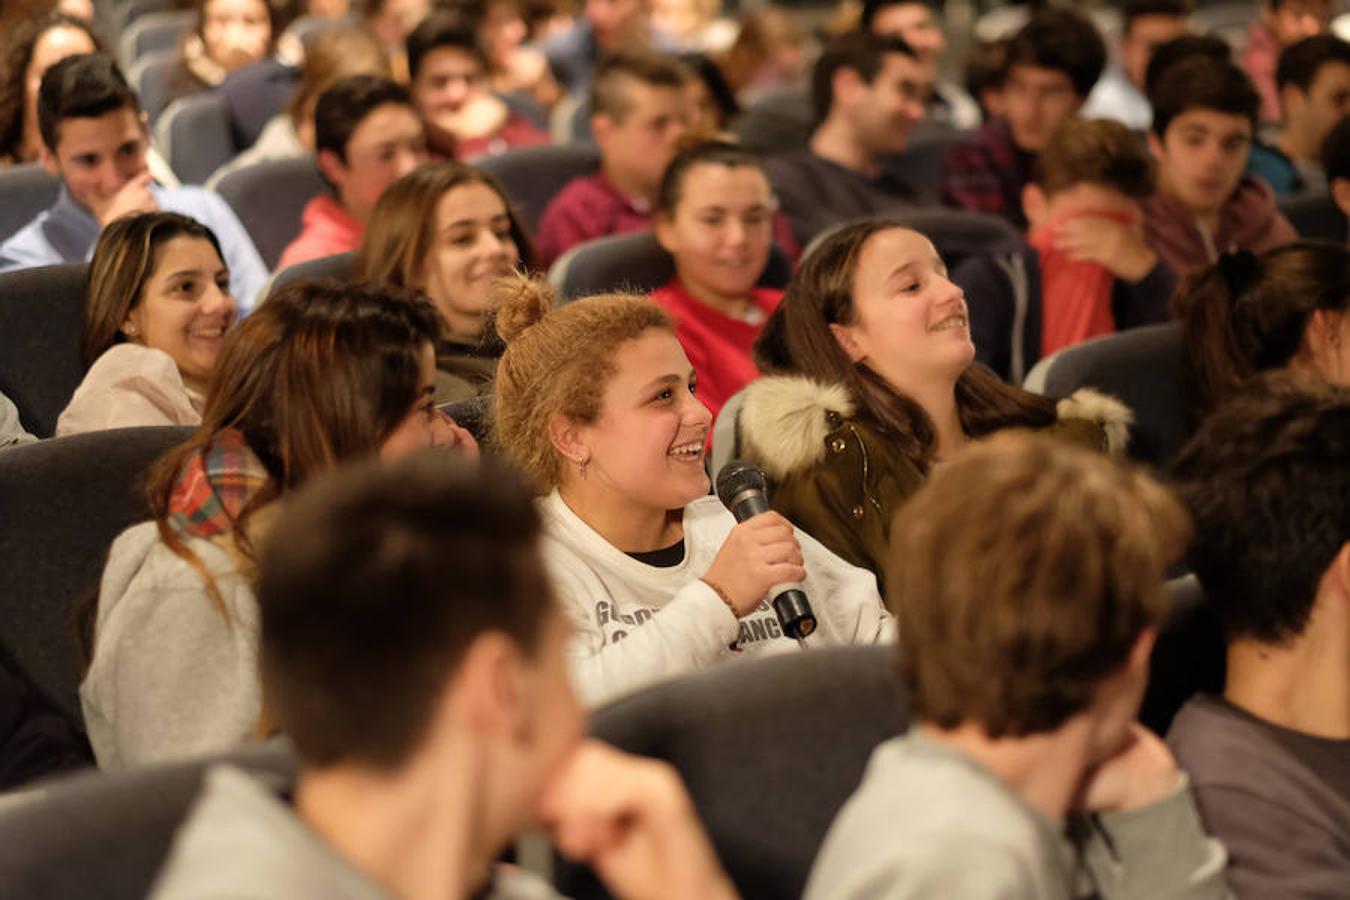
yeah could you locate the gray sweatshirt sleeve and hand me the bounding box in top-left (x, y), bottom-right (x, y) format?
top-left (1084, 775), bottom-right (1233, 900)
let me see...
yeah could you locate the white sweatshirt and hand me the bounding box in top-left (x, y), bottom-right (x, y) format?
top-left (539, 492), bottom-right (895, 708)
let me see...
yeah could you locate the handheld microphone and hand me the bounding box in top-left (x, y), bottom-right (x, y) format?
top-left (714, 460), bottom-right (817, 641)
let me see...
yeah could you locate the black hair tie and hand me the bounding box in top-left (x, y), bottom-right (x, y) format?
top-left (1218, 249), bottom-right (1260, 297)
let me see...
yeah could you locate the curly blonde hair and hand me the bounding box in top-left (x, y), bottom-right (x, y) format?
top-left (491, 274), bottom-right (673, 490)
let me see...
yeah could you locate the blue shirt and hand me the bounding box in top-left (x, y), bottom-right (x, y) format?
top-left (0, 184), bottom-right (268, 313)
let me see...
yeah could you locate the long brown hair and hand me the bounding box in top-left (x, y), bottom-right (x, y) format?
top-left (82, 212), bottom-right (225, 366)
top-left (1175, 241), bottom-right (1350, 411)
top-left (754, 219), bottom-right (1057, 467)
top-left (354, 161), bottom-right (534, 297)
top-left (142, 279), bottom-right (441, 610)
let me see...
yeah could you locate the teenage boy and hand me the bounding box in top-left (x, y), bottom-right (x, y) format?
top-left (1249, 35), bottom-right (1350, 193)
top-left (942, 10), bottom-right (1107, 231)
top-left (763, 31), bottom-right (929, 249)
top-left (1142, 56), bottom-right (1297, 274)
top-left (861, 0), bottom-right (979, 129)
top-left (0, 53), bottom-right (267, 310)
top-left (1083, 0), bottom-right (1193, 132)
top-left (535, 49), bottom-right (692, 267)
top-left (804, 433), bottom-right (1229, 899)
top-left (1169, 377), bottom-right (1350, 898)
top-left (1242, 0), bottom-right (1333, 123)
top-left (407, 13), bottom-right (548, 161)
top-left (952, 118), bottom-right (1174, 383)
top-left (151, 453), bottom-right (738, 900)
top-left (1325, 113), bottom-right (1350, 237)
top-left (277, 74), bottom-right (426, 270)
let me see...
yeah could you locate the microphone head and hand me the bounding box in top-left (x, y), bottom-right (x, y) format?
top-left (715, 459), bottom-right (768, 510)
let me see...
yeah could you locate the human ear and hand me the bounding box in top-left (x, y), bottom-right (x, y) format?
top-left (315, 148), bottom-right (347, 190)
top-left (1146, 130), bottom-right (1164, 162)
top-left (39, 142), bottom-right (60, 176)
top-left (654, 213), bottom-right (678, 255)
top-left (591, 113), bottom-right (614, 148)
top-left (1022, 184), bottom-right (1048, 229)
top-left (457, 634), bottom-right (529, 741)
top-left (121, 305), bottom-right (147, 342)
top-left (1331, 178), bottom-right (1350, 219)
top-left (547, 413), bottom-right (591, 471)
top-left (829, 322), bottom-right (866, 363)
top-left (832, 67), bottom-right (863, 109)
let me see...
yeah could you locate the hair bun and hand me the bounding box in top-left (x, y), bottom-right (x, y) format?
top-left (492, 273), bottom-right (555, 344)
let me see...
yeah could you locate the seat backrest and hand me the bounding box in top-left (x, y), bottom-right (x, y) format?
top-left (118, 10), bottom-right (195, 69)
top-left (215, 157), bottom-right (327, 270)
top-left (265, 250), bottom-right (355, 298)
top-left (154, 92), bottom-right (236, 186)
top-left (128, 49), bottom-right (180, 128)
top-left (1278, 190), bottom-right (1348, 243)
top-left (887, 206), bottom-right (1022, 271)
top-left (731, 87), bottom-right (813, 156)
top-left (1029, 322), bottom-right (1196, 471)
top-left (0, 426), bottom-right (193, 725)
top-left (0, 164), bottom-right (60, 246)
top-left (880, 126), bottom-right (965, 205)
top-left (108, 0), bottom-right (174, 44)
top-left (550, 231), bottom-right (792, 301)
top-left (1141, 576), bottom-right (1226, 736)
top-left (477, 143), bottom-right (601, 234)
top-left (555, 646), bottom-right (909, 900)
top-left (0, 741), bottom-right (295, 900)
top-left (0, 264), bottom-right (89, 438)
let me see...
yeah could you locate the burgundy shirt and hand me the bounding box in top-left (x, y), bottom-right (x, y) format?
top-left (536, 171), bottom-right (803, 270)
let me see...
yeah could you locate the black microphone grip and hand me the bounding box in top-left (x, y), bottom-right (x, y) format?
top-left (721, 474), bottom-right (818, 640)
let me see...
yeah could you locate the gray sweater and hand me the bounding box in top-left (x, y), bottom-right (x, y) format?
top-left (80, 522), bottom-right (264, 770)
top-left (152, 765), bottom-right (564, 899)
top-left (805, 731), bottom-right (1232, 899)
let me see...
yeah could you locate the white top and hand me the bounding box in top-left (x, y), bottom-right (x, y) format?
top-left (539, 491), bottom-right (894, 708)
top-left (56, 343), bottom-right (203, 437)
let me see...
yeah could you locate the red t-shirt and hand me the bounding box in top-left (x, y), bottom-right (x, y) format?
top-left (649, 278), bottom-right (782, 427)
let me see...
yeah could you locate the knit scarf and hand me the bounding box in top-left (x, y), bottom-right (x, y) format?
top-left (166, 428), bottom-right (271, 554)
top-left (1029, 209), bottom-right (1128, 359)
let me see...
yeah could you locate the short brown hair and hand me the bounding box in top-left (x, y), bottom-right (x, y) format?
top-left (589, 48), bottom-right (691, 122)
top-left (492, 275), bottom-right (672, 490)
top-left (260, 452), bottom-right (551, 769)
top-left (889, 433), bottom-right (1189, 737)
top-left (1035, 117), bottom-right (1155, 198)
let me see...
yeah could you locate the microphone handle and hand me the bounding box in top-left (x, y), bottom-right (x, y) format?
top-left (772, 587), bottom-right (816, 640)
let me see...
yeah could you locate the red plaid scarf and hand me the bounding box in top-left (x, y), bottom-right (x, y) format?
top-left (167, 428), bottom-right (270, 547)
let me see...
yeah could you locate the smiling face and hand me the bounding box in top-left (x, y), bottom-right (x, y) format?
top-left (122, 235), bottom-right (237, 389)
top-left (377, 341), bottom-right (449, 460)
top-left (45, 106), bottom-right (149, 215)
top-left (1149, 108), bottom-right (1252, 219)
top-left (570, 328), bottom-right (713, 514)
top-left (829, 228), bottom-right (973, 394)
top-left (846, 51), bottom-right (931, 157)
top-left (418, 181), bottom-right (520, 337)
top-left (656, 162), bottom-right (775, 306)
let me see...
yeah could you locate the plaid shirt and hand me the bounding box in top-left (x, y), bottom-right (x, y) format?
top-left (940, 117), bottom-right (1036, 232)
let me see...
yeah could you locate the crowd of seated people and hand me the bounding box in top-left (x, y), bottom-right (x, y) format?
top-left (1, 0), bottom-right (1349, 896)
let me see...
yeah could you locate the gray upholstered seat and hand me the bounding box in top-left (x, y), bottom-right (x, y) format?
top-left (556, 646), bottom-right (909, 900)
top-left (0, 426), bottom-right (193, 726)
top-left (215, 157), bottom-right (327, 271)
top-left (0, 165), bottom-right (60, 246)
top-left (550, 231), bottom-right (792, 302)
top-left (477, 143), bottom-right (601, 234)
top-left (0, 264), bottom-right (88, 439)
top-left (0, 741), bottom-right (295, 900)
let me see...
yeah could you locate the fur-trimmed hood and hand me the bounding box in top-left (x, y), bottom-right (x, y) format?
top-left (739, 375), bottom-right (1132, 481)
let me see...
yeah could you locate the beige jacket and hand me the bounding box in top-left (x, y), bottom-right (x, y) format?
top-left (56, 344), bottom-right (203, 437)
